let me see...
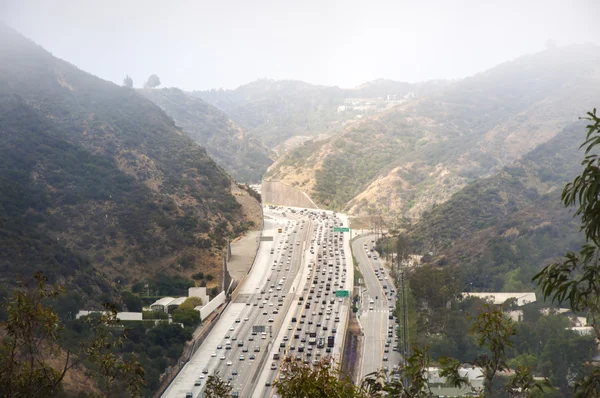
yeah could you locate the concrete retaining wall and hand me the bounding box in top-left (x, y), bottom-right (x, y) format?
top-left (197, 291), bottom-right (226, 320)
top-left (261, 179), bottom-right (319, 209)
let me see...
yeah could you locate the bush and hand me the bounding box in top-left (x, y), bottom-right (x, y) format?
top-left (122, 291), bottom-right (144, 312)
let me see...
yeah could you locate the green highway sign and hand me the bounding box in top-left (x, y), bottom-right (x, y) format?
top-left (335, 290), bottom-right (349, 297)
top-left (334, 227), bottom-right (350, 233)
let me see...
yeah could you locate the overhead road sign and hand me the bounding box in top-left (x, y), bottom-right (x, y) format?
top-left (334, 227), bottom-right (350, 233)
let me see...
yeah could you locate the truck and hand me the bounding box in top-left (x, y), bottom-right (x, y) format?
top-left (273, 353), bottom-right (280, 360)
top-left (277, 228), bottom-right (283, 233)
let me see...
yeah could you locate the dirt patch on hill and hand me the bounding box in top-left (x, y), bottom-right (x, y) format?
top-left (231, 182), bottom-right (263, 230)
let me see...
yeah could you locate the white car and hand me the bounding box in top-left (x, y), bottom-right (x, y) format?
top-left (227, 361), bottom-right (233, 366)
top-left (211, 352), bottom-right (217, 357)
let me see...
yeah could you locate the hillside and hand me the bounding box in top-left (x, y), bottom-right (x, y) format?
top-left (407, 122), bottom-right (587, 291)
top-left (0, 24), bottom-right (256, 301)
top-left (139, 88), bottom-right (273, 183)
top-left (191, 78), bottom-right (447, 148)
top-left (266, 45), bottom-right (600, 216)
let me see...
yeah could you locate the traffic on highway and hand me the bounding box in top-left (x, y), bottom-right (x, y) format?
top-left (352, 235), bottom-right (402, 379)
top-left (164, 206), bottom-right (352, 398)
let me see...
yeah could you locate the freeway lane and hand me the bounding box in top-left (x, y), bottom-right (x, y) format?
top-left (163, 207), bottom-right (353, 398)
top-left (163, 209), bottom-right (309, 398)
top-left (255, 209), bottom-right (353, 398)
top-left (353, 235), bottom-right (401, 379)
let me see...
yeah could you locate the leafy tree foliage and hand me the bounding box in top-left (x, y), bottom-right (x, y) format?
top-left (274, 357), bottom-right (358, 398)
top-left (204, 371), bottom-right (232, 398)
top-left (144, 74), bottom-right (161, 88)
top-left (0, 273), bottom-right (145, 397)
top-left (122, 75), bottom-right (133, 88)
top-left (534, 109), bottom-right (600, 395)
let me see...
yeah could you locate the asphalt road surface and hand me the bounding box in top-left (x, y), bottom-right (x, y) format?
top-left (352, 235), bottom-right (401, 380)
top-left (163, 207), bottom-right (353, 398)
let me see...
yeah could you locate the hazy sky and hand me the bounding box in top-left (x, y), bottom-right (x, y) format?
top-left (2, 0), bottom-right (599, 90)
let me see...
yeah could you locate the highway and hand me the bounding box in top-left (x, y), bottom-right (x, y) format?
top-left (163, 206), bottom-right (353, 398)
top-left (352, 235), bottom-right (401, 379)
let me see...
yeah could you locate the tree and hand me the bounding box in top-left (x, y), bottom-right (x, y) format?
top-left (274, 357), bottom-right (359, 398)
top-left (204, 371), bottom-right (232, 398)
top-left (534, 109), bottom-right (600, 394)
top-left (122, 75), bottom-right (133, 88)
top-left (122, 291), bottom-right (143, 312)
top-left (0, 273), bottom-right (145, 397)
top-left (472, 304), bottom-right (517, 396)
top-left (144, 74), bottom-right (161, 89)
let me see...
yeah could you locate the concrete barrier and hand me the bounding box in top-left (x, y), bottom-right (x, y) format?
top-left (196, 291), bottom-right (226, 320)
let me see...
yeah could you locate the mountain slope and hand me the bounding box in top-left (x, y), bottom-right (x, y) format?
top-left (139, 88), bottom-right (273, 183)
top-left (0, 24), bottom-right (255, 298)
top-left (191, 78), bottom-right (446, 148)
top-left (407, 122), bottom-right (587, 291)
top-left (267, 45), bottom-right (600, 216)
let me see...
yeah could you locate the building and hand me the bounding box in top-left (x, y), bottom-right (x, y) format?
top-left (150, 297), bottom-right (176, 313)
top-left (75, 311), bottom-right (143, 321)
top-left (188, 287), bottom-right (209, 304)
top-left (426, 365), bottom-right (483, 396)
top-left (463, 292), bottom-right (536, 307)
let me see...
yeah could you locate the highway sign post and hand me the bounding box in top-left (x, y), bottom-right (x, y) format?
top-left (334, 227), bottom-right (350, 233)
top-left (335, 290), bottom-right (349, 297)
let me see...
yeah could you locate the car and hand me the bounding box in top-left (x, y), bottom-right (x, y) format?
top-left (268, 318), bottom-right (274, 322)
top-left (194, 379), bottom-right (202, 386)
top-left (235, 318), bottom-right (241, 323)
top-left (250, 354), bottom-right (256, 360)
top-left (244, 317), bottom-right (249, 321)
top-left (230, 326), bottom-right (235, 331)
top-left (217, 344), bottom-right (223, 349)
top-left (227, 361), bottom-right (233, 366)
top-left (239, 355), bottom-right (245, 361)
top-left (242, 347), bottom-right (248, 352)
top-left (211, 352), bottom-right (217, 357)
top-left (383, 356), bottom-right (388, 361)
top-left (220, 355), bottom-right (226, 360)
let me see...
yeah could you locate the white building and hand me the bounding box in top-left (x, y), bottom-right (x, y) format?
top-left (75, 310), bottom-right (143, 321)
top-left (188, 287), bottom-right (209, 304)
top-left (463, 292), bottom-right (536, 307)
top-left (150, 297), bottom-right (176, 312)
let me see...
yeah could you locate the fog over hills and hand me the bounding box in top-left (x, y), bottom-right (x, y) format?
top-left (0, 23), bottom-right (257, 300)
top-left (0, 1), bottom-right (599, 395)
top-left (266, 44), bottom-right (600, 217)
top-left (139, 87), bottom-right (273, 183)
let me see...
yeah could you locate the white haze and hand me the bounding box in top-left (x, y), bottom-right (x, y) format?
top-left (2, 0), bottom-right (599, 90)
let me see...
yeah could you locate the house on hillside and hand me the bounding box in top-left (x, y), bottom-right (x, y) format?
top-left (149, 288), bottom-right (210, 313)
top-left (150, 297), bottom-right (175, 313)
top-left (463, 292), bottom-right (536, 307)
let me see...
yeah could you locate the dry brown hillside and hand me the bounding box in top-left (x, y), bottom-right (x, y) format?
top-left (267, 45), bottom-right (600, 219)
